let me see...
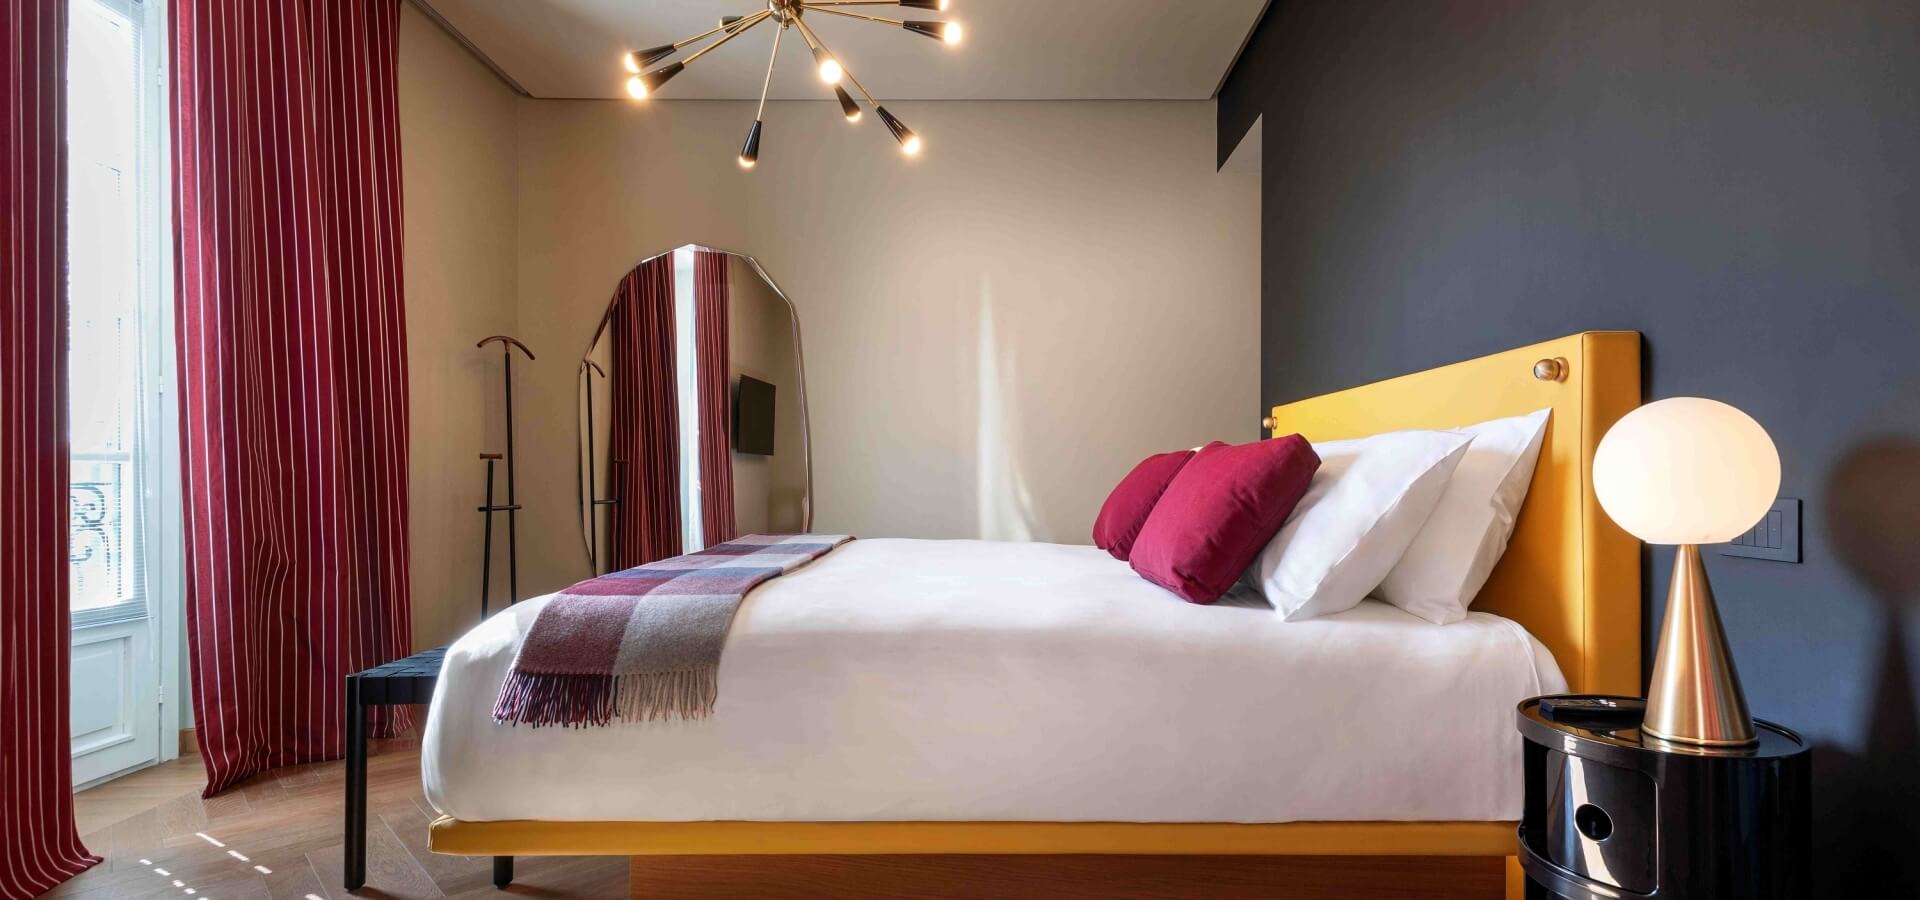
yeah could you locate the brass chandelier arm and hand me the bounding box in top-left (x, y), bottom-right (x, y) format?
top-left (791, 12), bottom-right (823, 53)
top-left (756, 23), bottom-right (786, 121)
top-left (680, 9), bottom-right (773, 67)
top-left (801, 5), bottom-right (907, 27)
top-left (839, 59), bottom-right (881, 108)
top-left (793, 15), bottom-right (878, 107)
top-left (670, 13), bottom-right (760, 52)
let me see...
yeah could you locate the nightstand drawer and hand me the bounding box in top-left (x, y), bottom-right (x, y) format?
top-left (1540, 750), bottom-right (1656, 893)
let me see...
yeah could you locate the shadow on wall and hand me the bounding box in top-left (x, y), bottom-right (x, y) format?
top-left (1815, 436), bottom-right (1920, 896)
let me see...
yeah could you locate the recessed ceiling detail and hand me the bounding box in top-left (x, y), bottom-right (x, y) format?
top-left (419, 0), bottom-right (1268, 101)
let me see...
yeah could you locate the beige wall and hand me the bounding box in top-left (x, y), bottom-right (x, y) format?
top-left (509, 100), bottom-right (1260, 596)
top-left (399, 4), bottom-right (520, 650)
top-left (727, 254), bottom-right (807, 536)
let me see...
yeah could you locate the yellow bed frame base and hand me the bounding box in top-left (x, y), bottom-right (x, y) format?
top-left (430, 817), bottom-right (1522, 898)
top-left (429, 332), bottom-right (1643, 899)
top-left (428, 817), bottom-right (1516, 858)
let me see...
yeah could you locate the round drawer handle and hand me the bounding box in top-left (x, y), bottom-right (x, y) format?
top-left (1574, 803), bottom-right (1614, 842)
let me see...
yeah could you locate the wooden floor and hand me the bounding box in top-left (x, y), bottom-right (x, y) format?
top-left (50, 736), bottom-right (625, 899)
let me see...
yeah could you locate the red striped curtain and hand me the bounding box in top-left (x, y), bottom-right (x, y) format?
top-left (1, 2), bottom-right (102, 894)
top-left (607, 256), bottom-right (682, 570)
top-left (171, 0), bottom-right (413, 796)
top-left (694, 250), bottom-right (737, 545)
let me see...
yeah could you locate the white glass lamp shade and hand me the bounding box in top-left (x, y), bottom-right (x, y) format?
top-left (1593, 397), bottom-right (1781, 545)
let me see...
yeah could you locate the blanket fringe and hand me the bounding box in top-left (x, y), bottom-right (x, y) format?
top-left (616, 668), bottom-right (717, 723)
top-left (493, 669), bottom-right (716, 727)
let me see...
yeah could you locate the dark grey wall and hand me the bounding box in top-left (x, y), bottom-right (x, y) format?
top-left (1218, 1), bottom-right (1920, 892)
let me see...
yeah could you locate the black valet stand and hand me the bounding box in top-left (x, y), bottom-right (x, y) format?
top-left (1515, 695), bottom-right (1810, 899)
top-left (476, 334), bottom-right (536, 609)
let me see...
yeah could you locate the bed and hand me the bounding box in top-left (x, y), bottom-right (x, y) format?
top-left (424, 331), bottom-right (1642, 899)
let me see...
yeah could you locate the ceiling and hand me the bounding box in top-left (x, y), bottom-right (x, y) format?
top-left (419, 0), bottom-right (1269, 101)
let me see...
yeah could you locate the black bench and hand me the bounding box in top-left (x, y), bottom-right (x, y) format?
top-left (345, 646), bottom-right (514, 889)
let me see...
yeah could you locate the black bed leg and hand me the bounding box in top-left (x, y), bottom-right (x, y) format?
top-left (493, 855), bottom-right (514, 888)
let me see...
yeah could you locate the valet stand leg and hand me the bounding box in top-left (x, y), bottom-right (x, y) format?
top-left (479, 454), bottom-right (498, 619)
top-left (504, 350), bottom-right (520, 605)
top-left (343, 674), bottom-right (368, 891)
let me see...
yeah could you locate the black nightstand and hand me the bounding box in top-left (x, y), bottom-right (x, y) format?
top-left (1515, 695), bottom-right (1810, 900)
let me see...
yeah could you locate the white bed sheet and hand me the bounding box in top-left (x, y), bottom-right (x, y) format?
top-left (423, 539), bottom-right (1564, 824)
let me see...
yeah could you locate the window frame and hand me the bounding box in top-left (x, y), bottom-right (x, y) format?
top-left (67, 0), bottom-right (179, 637)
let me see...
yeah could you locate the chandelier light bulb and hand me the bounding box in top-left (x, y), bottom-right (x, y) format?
top-left (812, 46), bottom-right (843, 84)
top-left (877, 106), bottom-right (920, 156)
top-left (835, 85), bottom-right (862, 123)
top-left (903, 21), bottom-right (957, 44)
top-left (739, 120), bottom-right (763, 169)
top-left (900, 0), bottom-right (949, 9)
top-left (630, 44), bottom-right (677, 70)
top-left (626, 61), bottom-right (685, 102)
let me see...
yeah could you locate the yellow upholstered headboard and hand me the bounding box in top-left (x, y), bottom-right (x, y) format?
top-left (1267, 331), bottom-right (1642, 695)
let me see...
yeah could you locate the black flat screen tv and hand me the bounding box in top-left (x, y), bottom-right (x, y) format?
top-left (733, 375), bottom-right (776, 455)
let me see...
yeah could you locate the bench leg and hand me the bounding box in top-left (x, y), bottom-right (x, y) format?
top-left (344, 676), bottom-right (368, 891)
top-left (494, 855), bottom-right (514, 888)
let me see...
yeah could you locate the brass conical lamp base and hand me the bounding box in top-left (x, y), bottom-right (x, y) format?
top-left (1642, 544), bottom-right (1758, 747)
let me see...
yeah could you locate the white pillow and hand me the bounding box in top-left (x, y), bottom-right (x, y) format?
top-left (1377, 409), bottom-right (1551, 624)
top-left (1249, 429), bottom-right (1472, 622)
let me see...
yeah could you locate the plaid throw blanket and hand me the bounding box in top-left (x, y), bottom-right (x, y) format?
top-left (493, 534), bottom-right (852, 728)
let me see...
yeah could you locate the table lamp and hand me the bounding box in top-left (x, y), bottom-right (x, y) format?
top-left (1593, 397), bottom-right (1780, 747)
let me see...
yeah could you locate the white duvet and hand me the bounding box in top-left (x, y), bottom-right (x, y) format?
top-left (423, 539), bottom-right (1563, 824)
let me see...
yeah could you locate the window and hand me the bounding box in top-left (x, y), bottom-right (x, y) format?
top-left (67, 0), bottom-right (169, 625)
top-left (673, 246), bottom-right (703, 551)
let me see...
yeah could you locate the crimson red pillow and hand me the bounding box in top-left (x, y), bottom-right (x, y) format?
top-left (1092, 448), bottom-right (1198, 560)
top-left (1129, 435), bottom-right (1321, 604)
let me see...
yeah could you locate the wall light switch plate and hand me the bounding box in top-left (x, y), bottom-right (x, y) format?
top-left (1720, 498), bottom-right (1800, 563)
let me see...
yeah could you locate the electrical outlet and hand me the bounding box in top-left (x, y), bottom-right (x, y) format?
top-left (1720, 498), bottom-right (1800, 563)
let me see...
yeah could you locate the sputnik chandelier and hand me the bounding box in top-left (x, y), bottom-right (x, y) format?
top-left (620, 0), bottom-right (961, 167)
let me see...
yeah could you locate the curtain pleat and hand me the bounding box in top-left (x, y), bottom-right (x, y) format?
top-left (694, 251), bottom-right (736, 545)
top-left (1, 1), bottom-right (103, 894)
top-left (607, 256), bottom-right (681, 570)
top-left (170, 0), bottom-right (413, 797)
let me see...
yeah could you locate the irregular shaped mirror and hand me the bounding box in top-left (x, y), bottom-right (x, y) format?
top-left (578, 245), bottom-right (810, 573)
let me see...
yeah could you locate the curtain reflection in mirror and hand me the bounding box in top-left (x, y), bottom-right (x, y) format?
top-left (695, 248), bottom-right (738, 547)
top-left (606, 255), bottom-right (681, 570)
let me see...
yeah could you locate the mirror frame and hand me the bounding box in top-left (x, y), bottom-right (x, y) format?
top-left (577, 243), bottom-right (814, 571)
